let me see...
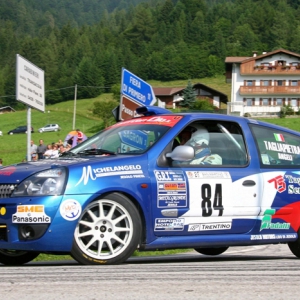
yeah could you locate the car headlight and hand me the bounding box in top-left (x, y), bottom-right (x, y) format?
top-left (12, 167), bottom-right (67, 197)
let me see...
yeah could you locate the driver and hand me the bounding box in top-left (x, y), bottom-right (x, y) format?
top-left (187, 125), bottom-right (222, 165)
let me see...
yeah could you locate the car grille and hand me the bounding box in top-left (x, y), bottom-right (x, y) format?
top-left (0, 225), bottom-right (7, 241)
top-left (0, 184), bottom-right (18, 198)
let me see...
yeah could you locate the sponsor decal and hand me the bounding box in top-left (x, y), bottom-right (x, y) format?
top-left (154, 218), bottom-right (184, 231)
top-left (155, 170), bottom-right (187, 208)
top-left (0, 166), bottom-right (16, 176)
top-left (285, 174), bottom-right (300, 194)
top-left (186, 171), bottom-right (231, 179)
top-left (260, 209), bottom-right (290, 231)
top-left (60, 199), bottom-right (82, 221)
top-left (12, 205), bottom-right (51, 223)
top-left (188, 222), bottom-right (232, 232)
top-left (110, 115), bottom-right (183, 128)
top-left (268, 175), bottom-right (286, 193)
top-left (76, 164), bottom-right (143, 185)
top-left (251, 234), bottom-right (296, 240)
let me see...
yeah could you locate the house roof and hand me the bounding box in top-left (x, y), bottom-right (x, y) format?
top-left (153, 87), bottom-right (185, 96)
top-left (0, 106), bottom-right (15, 112)
top-left (226, 48), bottom-right (300, 64)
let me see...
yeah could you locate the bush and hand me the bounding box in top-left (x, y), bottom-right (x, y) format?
top-left (280, 105), bottom-right (294, 118)
top-left (244, 112), bottom-right (251, 117)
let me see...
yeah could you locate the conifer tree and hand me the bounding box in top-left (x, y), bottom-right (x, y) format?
top-left (181, 80), bottom-right (196, 108)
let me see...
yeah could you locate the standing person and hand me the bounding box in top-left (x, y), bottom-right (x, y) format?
top-left (0, 158), bottom-right (3, 168)
top-left (37, 139), bottom-right (47, 160)
top-left (30, 140), bottom-right (38, 161)
top-left (76, 129), bottom-right (83, 140)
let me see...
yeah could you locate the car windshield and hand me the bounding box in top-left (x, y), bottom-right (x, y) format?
top-left (64, 116), bottom-right (175, 156)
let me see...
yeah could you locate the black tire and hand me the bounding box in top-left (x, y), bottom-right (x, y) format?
top-left (71, 193), bottom-right (142, 265)
top-left (0, 249), bottom-right (40, 265)
top-left (288, 230), bottom-right (300, 258)
top-left (194, 247), bottom-right (229, 256)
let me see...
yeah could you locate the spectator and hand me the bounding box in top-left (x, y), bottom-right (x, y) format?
top-left (37, 139), bottom-right (47, 160)
top-left (59, 144), bottom-right (66, 154)
top-left (0, 131), bottom-right (2, 136)
top-left (44, 144), bottom-right (53, 159)
top-left (30, 140), bottom-right (38, 161)
top-left (0, 158), bottom-right (3, 168)
top-left (76, 129), bottom-right (83, 140)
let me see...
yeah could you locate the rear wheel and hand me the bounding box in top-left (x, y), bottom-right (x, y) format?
top-left (0, 249), bottom-right (40, 265)
top-left (71, 193), bottom-right (142, 265)
top-left (288, 230), bottom-right (300, 258)
top-left (194, 247), bottom-right (229, 256)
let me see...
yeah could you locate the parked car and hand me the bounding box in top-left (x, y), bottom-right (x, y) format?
top-left (1, 105), bottom-right (300, 266)
top-left (7, 126), bottom-right (34, 135)
top-left (38, 124), bottom-right (61, 133)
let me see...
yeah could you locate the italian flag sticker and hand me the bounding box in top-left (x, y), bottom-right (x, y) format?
top-left (274, 133), bottom-right (285, 142)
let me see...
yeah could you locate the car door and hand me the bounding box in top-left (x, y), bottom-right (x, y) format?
top-left (152, 120), bottom-right (262, 236)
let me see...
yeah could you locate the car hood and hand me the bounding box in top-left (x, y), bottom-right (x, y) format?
top-left (0, 157), bottom-right (107, 184)
top-left (0, 155), bottom-right (143, 184)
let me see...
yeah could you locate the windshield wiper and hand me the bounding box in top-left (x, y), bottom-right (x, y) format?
top-left (77, 149), bottom-right (116, 156)
top-left (59, 151), bottom-right (78, 158)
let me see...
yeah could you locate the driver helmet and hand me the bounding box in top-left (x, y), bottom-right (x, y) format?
top-left (188, 125), bottom-right (209, 147)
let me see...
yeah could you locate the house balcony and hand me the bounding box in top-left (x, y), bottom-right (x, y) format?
top-left (240, 65), bottom-right (300, 75)
top-left (239, 86), bottom-right (300, 95)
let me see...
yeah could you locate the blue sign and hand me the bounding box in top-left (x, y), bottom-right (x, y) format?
top-left (119, 130), bottom-right (148, 150)
top-left (121, 68), bottom-right (156, 106)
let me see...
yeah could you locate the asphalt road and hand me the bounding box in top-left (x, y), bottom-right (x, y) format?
top-left (0, 244), bottom-right (299, 300)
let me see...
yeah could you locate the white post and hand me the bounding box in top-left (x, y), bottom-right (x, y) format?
top-left (27, 106), bottom-right (31, 161)
top-left (72, 84), bottom-right (77, 130)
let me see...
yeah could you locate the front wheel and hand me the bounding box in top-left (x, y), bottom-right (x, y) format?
top-left (0, 249), bottom-right (40, 265)
top-left (71, 193), bottom-right (142, 265)
top-left (194, 247), bottom-right (229, 256)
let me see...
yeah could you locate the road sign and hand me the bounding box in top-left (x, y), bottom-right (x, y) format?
top-left (119, 96), bottom-right (142, 121)
top-left (119, 130), bottom-right (148, 150)
top-left (16, 54), bottom-right (45, 113)
top-left (121, 68), bottom-right (156, 106)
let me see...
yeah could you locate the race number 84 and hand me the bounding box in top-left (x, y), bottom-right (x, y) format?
top-left (201, 184), bottom-right (223, 217)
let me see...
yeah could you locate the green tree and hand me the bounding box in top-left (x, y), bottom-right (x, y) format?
top-left (92, 100), bottom-right (119, 128)
top-left (181, 80), bottom-right (196, 108)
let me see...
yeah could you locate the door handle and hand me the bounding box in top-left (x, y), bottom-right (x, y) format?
top-left (242, 180), bottom-right (256, 186)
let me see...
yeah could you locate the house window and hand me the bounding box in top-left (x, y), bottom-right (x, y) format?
top-left (276, 98), bottom-right (282, 106)
top-left (262, 98), bottom-right (269, 106)
top-left (291, 99), bottom-right (297, 107)
top-left (277, 80), bottom-right (283, 86)
top-left (246, 98), bottom-right (252, 106)
top-left (246, 80), bottom-right (253, 86)
top-left (262, 80), bottom-right (269, 86)
top-left (291, 80), bottom-right (298, 86)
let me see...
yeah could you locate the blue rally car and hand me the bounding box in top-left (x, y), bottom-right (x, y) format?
top-left (1, 106), bottom-right (300, 265)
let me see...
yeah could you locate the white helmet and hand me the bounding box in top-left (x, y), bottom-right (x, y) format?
top-left (188, 125), bottom-right (209, 147)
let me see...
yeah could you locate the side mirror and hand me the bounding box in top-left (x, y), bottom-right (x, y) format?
top-left (166, 145), bottom-right (194, 161)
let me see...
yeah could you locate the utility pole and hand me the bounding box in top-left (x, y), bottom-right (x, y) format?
top-left (72, 84), bottom-right (77, 130)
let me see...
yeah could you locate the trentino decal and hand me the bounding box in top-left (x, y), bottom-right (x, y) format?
top-left (268, 175), bottom-right (286, 193)
top-left (76, 164), bottom-right (144, 185)
top-left (260, 209), bottom-right (290, 231)
top-left (60, 199), bottom-right (82, 221)
top-left (12, 205), bottom-right (51, 224)
top-left (188, 222), bottom-right (232, 232)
